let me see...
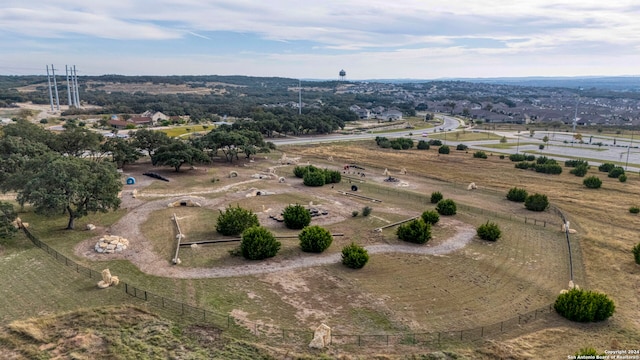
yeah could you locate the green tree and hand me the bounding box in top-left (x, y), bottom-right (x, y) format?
top-left (240, 226), bottom-right (281, 260)
top-left (554, 288), bottom-right (615, 322)
top-left (477, 221), bottom-right (501, 241)
top-left (397, 219), bottom-right (431, 244)
top-left (436, 199), bottom-right (457, 215)
top-left (299, 225), bottom-right (333, 253)
top-left (101, 137), bottom-right (142, 169)
top-left (341, 243), bottom-right (369, 269)
top-left (17, 157), bottom-right (122, 230)
top-left (421, 210), bottom-right (440, 225)
top-left (0, 136), bottom-right (52, 192)
top-left (583, 176), bottom-right (602, 189)
top-left (132, 129), bottom-right (171, 158)
top-left (524, 193), bottom-right (549, 211)
top-left (430, 191), bottom-right (443, 204)
top-left (152, 140), bottom-right (209, 172)
top-left (0, 202), bottom-right (18, 239)
top-left (50, 127), bottom-right (103, 158)
top-left (303, 170), bottom-right (325, 187)
top-left (506, 187), bottom-right (528, 202)
top-left (282, 204), bottom-right (311, 229)
top-left (216, 205), bottom-right (259, 236)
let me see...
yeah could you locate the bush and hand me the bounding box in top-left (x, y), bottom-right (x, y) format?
top-left (630, 206), bottom-right (640, 214)
top-left (554, 288), bottom-right (615, 322)
top-left (456, 144), bottom-right (468, 151)
top-left (565, 159), bottom-right (588, 168)
top-left (509, 154), bottom-right (527, 162)
top-left (633, 243), bottom-right (640, 264)
top-left (583, 176), bottom-right (602, 189)
top-left (534, 163), bottom-right (562, 174)
top-left (438, 145), bottom-right (450, 154)
top-left (473, 151), bottom-right (487, 159)
top-left (477, 221), bottom-right (501, 241)
top-left (436, 199), bottom-right (457, 216)
top-left (303, 170), bottom-right (325, 187)
top-left (524, 193), bottom-right (549, 211)
top-left (570, 164), bottom-right (588, 177)
top-left (362, 206), bottom-right (372, 217)
top-left (619, 174), bottom-right (628, 183)
top-left (499, 155), bottom-right (505, 159)
top-left (608, 166), bottom-right (625, 179)
top-left (240, 226), bottom-right (281, 260)
top-left (428, 139), bottom-right (442, 146)
top-left (417, 140), bottom-right (429, 150)
top-left (525, 154), bottom-right (536, 161)
top-left (536, 156), bottom-right (549, 164)
top-left (538, 144), bottom-right (545, 150)
top-left (323, 169), bottom-right (342, 184)
top-left (430, 191), bottom-right (443, 204)
top-left (598, 163), bottom-right (615, 172)
top-left (352, 210), bottom-right (359, 217)
top-left (397, 219), bottom-right (431, 244)
top-left (299, 225), bottom-right (333, 253)
top-left (282, 204), bottom-right (311, 229)
top-left (293, 165), bottom-right (317, 178)
top-left (506, 187), bottom-right (528, 202)
top-left (575, 348), bottom-right (604, 357)
top-left (515, 161), bottom-right (532, 170)
top-left (341, 243), bottom-right (369, 269)
top-left (216, 205), bottom-right (260, 236)
top-left (421, 210), bottom-right (440, 225)
top-left (39, 118), bottom-right (48, 124)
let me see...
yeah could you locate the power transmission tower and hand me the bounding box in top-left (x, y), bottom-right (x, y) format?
top-left (46, 65), bottom-right (54, 111)
top-left (66, 65), bottom-right (72, 106)
top-left (51, 64), bottom-right (60, 110)
top-left (73, 65), bottom-right (80, 107)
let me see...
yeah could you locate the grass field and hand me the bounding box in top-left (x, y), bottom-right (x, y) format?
top-left (158, 125), bottom-right (211, 137)
top-left (428, 131), bottom-right (503, 141)
top-left (3, 138), bottom-right (640, 357)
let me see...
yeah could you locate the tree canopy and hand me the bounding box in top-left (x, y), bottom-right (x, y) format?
top-left (17, 157), bottom-right (122, 229)
top-left (152, 140), bottom-right (209, 172)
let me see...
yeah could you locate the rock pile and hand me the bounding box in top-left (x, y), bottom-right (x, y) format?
top-left (97, 268), bottom-right (119, 289)
top-left (95, 235), bottom-right (129, 254)
top-left (309, 323), bottom-right (331, 349)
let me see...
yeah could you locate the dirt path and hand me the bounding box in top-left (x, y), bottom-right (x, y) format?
top-left (76, 190), bottom-right (475, 279)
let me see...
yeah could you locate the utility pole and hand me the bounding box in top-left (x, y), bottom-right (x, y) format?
top-left (46, 65), bottom-right (54, 111)
top-left (51, 64), bottom-right (60, 110)
top-left (65, 65), bottom-right (72, 106)
top-left (625, 130), bottom-right (634, 170)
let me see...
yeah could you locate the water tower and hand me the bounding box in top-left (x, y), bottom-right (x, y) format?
top-left (339, 69), bottom-right (346, 81)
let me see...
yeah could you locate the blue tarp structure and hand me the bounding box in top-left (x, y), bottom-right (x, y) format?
top-left (126, 177), bottom-right (136, 185)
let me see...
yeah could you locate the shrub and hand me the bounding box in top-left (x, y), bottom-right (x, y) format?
top-left (299, 225), bottom-right (333, 253)
top-left (598, 163), bottom-right (615, 172)
top-left (421, 210), bottom-right (440, 225)
top-left (499, 155), bottom-right (505, 159)
top-left (554, 288), bottom-right (615, 322)
top-left (477, 221), bottom-right (501, 241)
top-left (575, 348), bottom-right (604, 357)
top-left (536, 156), bottom-right (549, 164)
top-left (341, 243), bottom-right (369, 269)
top-left (515, 161), bottom-right (532, 170)
top-left (282, 204), bottom-right (311, 229)
top-left (438, 145), bottom-right (450, 154)
top-left (428, 139), bottom-right (442, 146)
top-left (619, 174), bottom-right (628, 183)
top-left (323, 169), bottom-right (342, 184)
top-left (294, 165), bottom-right (317, 178)
top-left (352, 210), bottom-right (359, 217)
top-left (397, 219), bottom-right (431, 244)
top-left (417, 140), bottom-right (429, 150)
top-left (565, 159), bottom-right (588, 168)
top-left (538, 144), bottom-right (544, 150)
top-left (583, 176), bottom-right (602, 189)
top-left (216, 205), bottom-right (260, 236)
top-left (534, 163), bottom-right (562, 174)
top-left (509, 154), bottom-right (526, 162)
top-left (608, 166), bottom-right (625, 179)
top-left (524, 193), bottom-right (549, 212)
top-left (506, 187), bottom-right (528, 202)
top-left (303, 170), bottom-right (325, 187)
top-left (436, 199), bottom-right (457, 216)
top-left (39, 118), bottom-right (48, 124)
top-left (473, 151), bottom-right (487, 159)
top-left (240, 226), bottom-right (281, 260)
top-left (456, 144), bottom-right (468, 151)
top-left (362, 206), bottom-right (372, 217)
top-left (630, 206), bottom-right (640, 214)
top-left (525, 155), bottom-right (535, 161)
top-left (570, 164), bottom-right (588, 177)
top-left (430, 191), bottom-right (443, 204)
top-left (633, 243), bottom-right (640, 264)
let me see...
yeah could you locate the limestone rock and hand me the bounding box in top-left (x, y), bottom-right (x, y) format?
top-left (308, 323), bottom-right (331, 349)
top-left (97, 269), bottom-right (119, 288)
top-left (86, 224), bottom-right (96, 231)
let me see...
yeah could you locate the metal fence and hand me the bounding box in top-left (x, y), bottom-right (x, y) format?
top-left (21, 180), bottom-right (577, 347)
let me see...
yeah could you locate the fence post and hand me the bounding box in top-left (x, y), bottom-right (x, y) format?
top-left (481, 327), bottom-right (484, 337)
top-left (535, 309), bottom-right (537, 319)
top-left (227, 315), bottom-right (230, 328)
top-left (500, 321), bottom-right (503, 332)
top-left (358, 335), bottom-right (361, 346)
top-left (125, 283), bottom-right (128, 294)
top-left (144, 290), bottom-right (147, 301)
top-left (544, 221), bottom-right (546, 227)
top-left (518, 315), bottom-right (521, 324)
top-left (386, 334), bottom-right (389, 346)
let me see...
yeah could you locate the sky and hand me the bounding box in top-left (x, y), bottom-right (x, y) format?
top-left (1, 0), bottom-right (640, 79)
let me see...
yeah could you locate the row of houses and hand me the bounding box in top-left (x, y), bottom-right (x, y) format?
top-left (349, 105), bottom-right (403, 121)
